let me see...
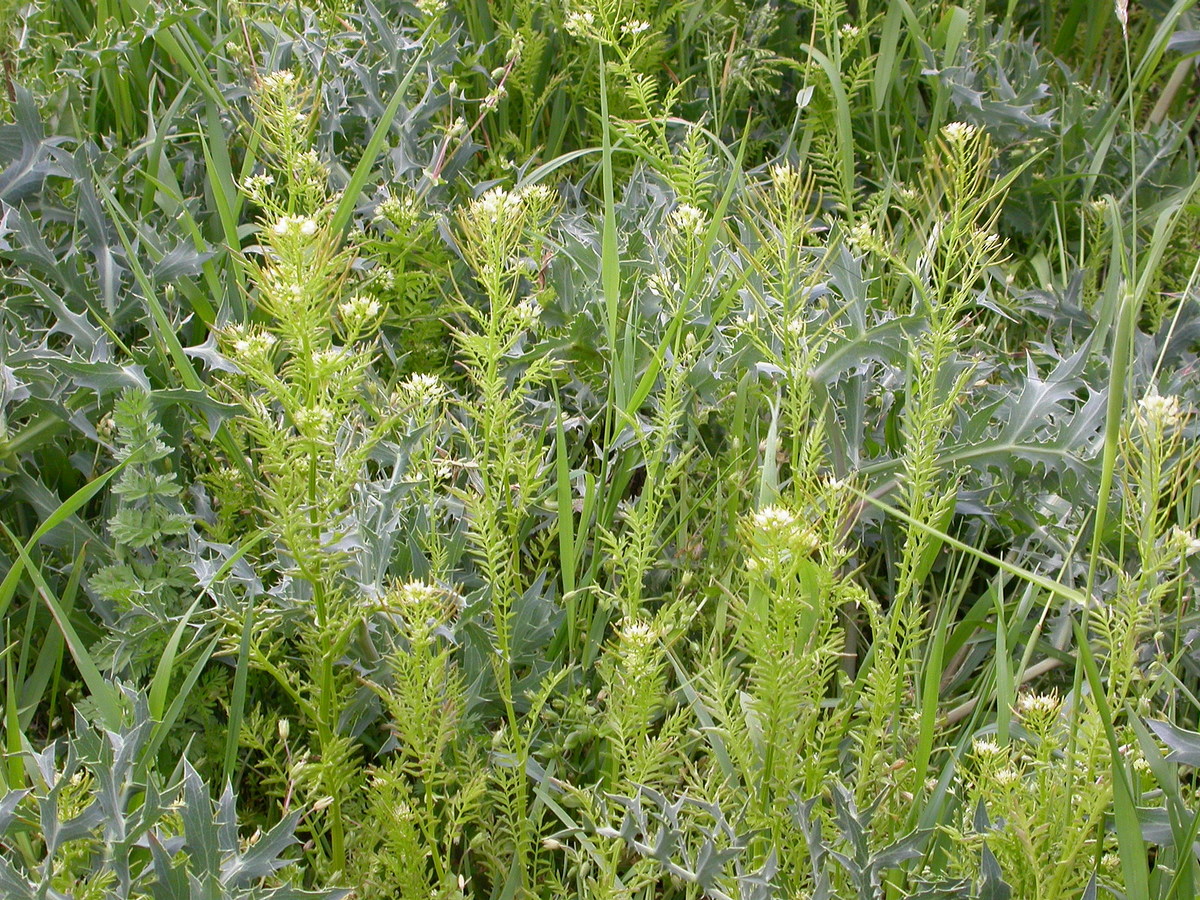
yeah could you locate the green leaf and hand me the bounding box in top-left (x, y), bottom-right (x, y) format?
top-left (1145, 719), bottom-right (1200, 767)
top-left (0, 522), bottom-right (122, 731)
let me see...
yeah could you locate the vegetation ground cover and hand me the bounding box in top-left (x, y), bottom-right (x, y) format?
top-left (1, 1), bottom-right (1200, 897)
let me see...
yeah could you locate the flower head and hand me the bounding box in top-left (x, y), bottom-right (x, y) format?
top-left (396, 373), bottom-right (447, 407)
top-left (564, 10), bottom-right (596, 38)
top-left (941, 121), bottom-right (979, 144)
top-left (270, 215), bottom-right (319, 239)
top-left (1168, 526), bottom-right (1200, 559)
top-left (338, 294), bottom-right (382, 331)
top-left (669, 203), bottom-right (707, 240)
top-left (1137, 390), bottom-right (1184, 431)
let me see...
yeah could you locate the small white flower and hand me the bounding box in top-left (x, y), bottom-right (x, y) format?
top-left (226, 326), bottom-right (277, 362)
top-left (398, 373), bottom-right (447, 406)
top-left (992, 767), bottom-right (1021, 786)
top-left (564, 10), bottom-right (596, 38)
top-left (375, 193), bottom-right (411, 225)
top-left (396, 579), bottom-right (443, 609)
top-left (472, 187), bottom-right (518, 224)
top-left (242, 173), bottom-right (275, 200)
top-left (270, 215), bottom-right (318, 238)
top-left (751, 506), bottom-right (797, 533)
top-left (848, 221), bottom-right (877, 251)
top-left (647, 272), bottom-right (680, 300)
top-left (941, 121), bottom-right (978, 144)
top-left (517, 184), bottom-right (555, 211)
top-left (669, 203), bottom-right (707, 240)
top-left (970, 737), bottom-right (1004, 759)
top-left (311, 348), bottom-right (346, 375)
top-left (618, 617), bottom-right (657, 648)
top-left (338, 294), bottom-right (382, 327)
top-left (768, 162), bottom-right (806, 199)
top-left (415, 0), bottom-right (446, 16)
top-left (746, 506), bottom-right (819, 560)
top-left (293, 404), bottom-right (336, 437)
top-left (1168, 526), bottom-right (1200, 558)
top-left (1017, 692), bottom-right (1060, 717)
top-left (514, 296), bottom-right (541, 329)
top-left (260, 70), bottom-right (297, 93)
top-left (1137, 390), bottom-right (1184, 430)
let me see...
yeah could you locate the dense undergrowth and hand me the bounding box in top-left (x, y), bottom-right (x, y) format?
top-left (2, 0), bottom-right (1200, 897)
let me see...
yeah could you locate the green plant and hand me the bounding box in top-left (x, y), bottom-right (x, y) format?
top-left (4, 1), bottom-right (1200, 898)
top-left (0, 693), bottom-right (343, 900)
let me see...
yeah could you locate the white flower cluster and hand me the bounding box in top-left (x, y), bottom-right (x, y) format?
top-left (564, 10), bottom-right (596, 38)
top-left (1168, 526), bottom-right (1200, 559)
top-left (669, 203), bottom-right (707, 241)
top-left (396, 373), bottom-right (447, 407)
top-left (513, 296), bottom-right (541, 330)
top-left (242, 173), bottom-right (275, 202)
top-left (1016, 692), bottom-right (1061, 717)
top-left (1136, 390), bottom-right (1184, 430)
top-left (848, 221), bottom-right (878, 253)
top-left (746, 506), bottom-right (819, 559)
top-left (415, 0), bottom-right (446, 17)
top-left (293, 404), bottom-right (336, 438)
top-left (618, 616), bottom-right (657, 650)
top-left (224, 325), bottom-right (277, 365)
top-left (261, 271), bottom-right (306, 307)
top-left (471, 187), bottom-right (524, 226)
top-left (338, 294), bottom-right (382, 330)
top-left (470, 184), bottom-right (556, 227)
top-left (259, 69), bottom-right (297, 94)
top-left (271, 215), bottom-right (319, 238)
top-left (769, 162), bottom-right (805, 197)
top-left (375, 192), bottom-right (418, 228)
top-left (396, 579), bottom-right (444, 610)
top-left (941, 121), bottom-right (979, 144)
top-left (310, 348), bottom-right (348, 379)
top-left (969, 737), bottom-right (1004, 760)
top-left (613, 616), bottom-right (662, 680)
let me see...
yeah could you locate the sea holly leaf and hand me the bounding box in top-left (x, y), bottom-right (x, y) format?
top-left (811, 314), bottom-right (926, 383)
top-left (988, 350), bottom-right (1088, 446)
top-left (150, 389), bottom-right (239, 440)
top-left (180, 762), bottom-right (221, 879)
top-left (0, 857), bottom-right (39, 900)
top-left (0, 700), bottom-right (343, 899)
top-left (148, 831), bottom-right (191, 900)
top-left (974, 802), bottom-right (1012, 900)
top-left (1168, 30), bottom-right (1200, 54)
top-left (183, 332), bottom-right (241, 375)
top-left (151, 244), bottom-right (215, 282)
top-left (1145, 719), bottom-right (1200, 766)
top-left (0, 88), bottom-right (69, 205)
top-left (222, 809), bottom-right (305, 885)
